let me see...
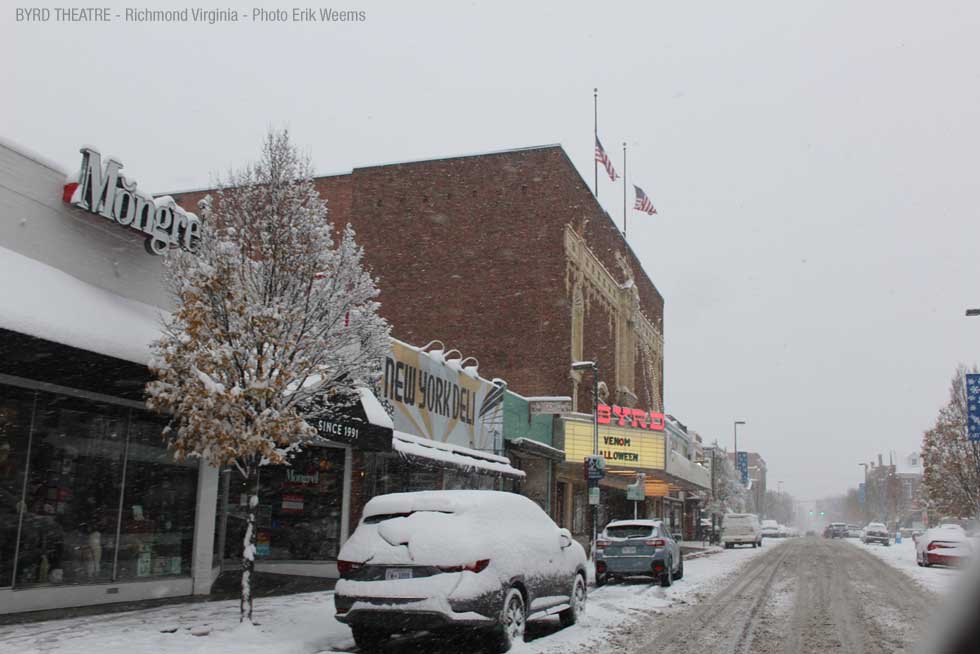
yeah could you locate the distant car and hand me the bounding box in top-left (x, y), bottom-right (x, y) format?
top-left (595, 519), bottom-right (683, 588)
top-left (761, 519), bottom-right (780, 538)
top-left (722, 513), bottom-right (763, 549)
top-left (334, 490), bottom-right (588, 652)
top-left (805, 529), bottom-right (816, 537)
top-left (862, 522), bottom-right (890, 546)
top-left (826, 522), bottom-right (848, 538)
top-left (846, 524), bottom-right (862, 538)
top-left (916, 525), bottom-right (973, 568)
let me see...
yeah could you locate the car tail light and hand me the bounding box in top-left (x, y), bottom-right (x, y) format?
top-left (645, 539), bottom-right (666, 547)
top-left (337, 560), bottom-right (363, 577)
top-left (596, 561), bottom-right (607, 574)
top-left (439, 559), bottom-right (490, 574)
top-left (335, 606), bottom-right (349, 614)
top-left (596, 540), bottom-right (611, 549)
top-left (652, 562), bottom-right (665, 572)
top-left (927, 542), bottom-right (951, 551)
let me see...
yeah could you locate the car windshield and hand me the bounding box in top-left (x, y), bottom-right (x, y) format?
top-left (606, 525), bottom-right (656, 539)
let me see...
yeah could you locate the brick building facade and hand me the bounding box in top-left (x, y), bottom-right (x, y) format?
top-left (175, 144), bottom-right (665, 416)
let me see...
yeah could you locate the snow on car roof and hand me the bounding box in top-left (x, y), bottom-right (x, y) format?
top-left (362, 489), bottom-right (537, 519)
top-left (605, 519), bottom-right (663, 528)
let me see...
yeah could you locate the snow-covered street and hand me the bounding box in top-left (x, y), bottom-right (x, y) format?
top-left (0, 543), bottom-right (774, 654)
top-left (3, 535), bottom-right (977, 654)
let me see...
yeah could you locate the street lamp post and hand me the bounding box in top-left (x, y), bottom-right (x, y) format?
top-left (572, 360), bottom-right (600, 559)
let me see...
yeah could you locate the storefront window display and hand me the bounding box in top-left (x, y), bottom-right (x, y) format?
top-left (1, 381), bottom-right (199, 588)
top-left (222, 446), bottom-right (347, 562)
top-left (115, 415), bottom-right (198, 580)
top-left (17, 391), bottom-right (127, 586)
top-left (0, 385), bottom-right (34, 587)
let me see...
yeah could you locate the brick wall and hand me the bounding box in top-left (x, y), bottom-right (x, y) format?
top-left (175, 145), bottom-right (665, 411)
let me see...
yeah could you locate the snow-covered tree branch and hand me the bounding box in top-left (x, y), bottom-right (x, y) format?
top-left (921, 365), bottom-right (980, 521)
top-left (146, 129), bottom-right (390, 623)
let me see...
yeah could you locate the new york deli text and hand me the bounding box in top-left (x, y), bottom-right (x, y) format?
top-left (597, 404), bottom-right (665, 431)
top-left (383, 357), bottom-right (476, 424)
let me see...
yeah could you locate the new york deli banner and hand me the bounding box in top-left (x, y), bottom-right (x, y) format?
top-left (381, 340), bottom-right (505, 452)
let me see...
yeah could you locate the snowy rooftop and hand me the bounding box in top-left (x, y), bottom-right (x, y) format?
top-left (0, 245), bottom-right (165, 365)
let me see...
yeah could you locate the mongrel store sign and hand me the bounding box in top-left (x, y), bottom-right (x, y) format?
top-left (63, 146), bottom-right (202, 255)
top-left (381, 340), bottom-right (505, 451)
top-left (564, 404), bottom-right (666, 470)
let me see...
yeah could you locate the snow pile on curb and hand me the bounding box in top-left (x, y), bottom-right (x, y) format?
top-left (857, 538), bottom-right (966, 596)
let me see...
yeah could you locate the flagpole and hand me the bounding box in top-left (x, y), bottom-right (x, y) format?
top-left (593, 88), bottom-right (598, 199)
top-left (623, 141), bottom-right (627, 238)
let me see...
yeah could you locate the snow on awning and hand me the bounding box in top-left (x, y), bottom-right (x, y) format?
top-left (0, 245), bottom-right (165, 365)
top-left (392, 431), bottom-right (525, 479)
top-left (507, 437), bottom-right (566, 461)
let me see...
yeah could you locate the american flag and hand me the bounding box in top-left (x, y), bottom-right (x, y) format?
top-left (595, 137), bottom-right (619, 181)
top-left (634, 185), bottom-right (657, 215)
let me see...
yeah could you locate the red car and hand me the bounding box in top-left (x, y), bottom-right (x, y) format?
top-left (915, 525), bottom-right (973, 567)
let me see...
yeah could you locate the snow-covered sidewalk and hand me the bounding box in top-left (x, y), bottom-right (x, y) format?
top-left (0, 541), bottom-right (784, 654)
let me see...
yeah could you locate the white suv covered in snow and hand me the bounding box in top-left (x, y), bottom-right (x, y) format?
top-left (334, 490), bottom-right (588, 652)
top-left (722, 513), bottom-right (763, 548)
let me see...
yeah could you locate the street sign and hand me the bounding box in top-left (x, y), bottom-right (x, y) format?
top-left (858, 482), bottom-right (866, 505)
top-left (588, 486), bottom-right (600, 505)
top-left (626, 473), bottom-right (646, 501)
top-left (528, 396), bottom-right (572, 416)
top-left (737, 451), bottom-right (749, 485)
top-left (967, 374), bottom-right (980, 442)
top-left (584, 455), bottom-right (606, 481)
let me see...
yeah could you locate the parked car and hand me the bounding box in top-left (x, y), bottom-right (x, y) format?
top-left (846, 524), bottom-right (862, 538)
top-left (761, 519), bottom-right (780, 538)
top-left (861, 522), bottom-right (890, 546)
top-left (595, 519), bottom-right (683, 588)
top-left (334, 490), bottom-right (588, 652)
top-left (916, 525), bottom-right (973, 568)
top-left (722, 513), bottom-right (763, 549)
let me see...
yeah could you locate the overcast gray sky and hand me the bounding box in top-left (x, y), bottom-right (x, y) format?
top-left (4, 1), bottom-right (980, 501)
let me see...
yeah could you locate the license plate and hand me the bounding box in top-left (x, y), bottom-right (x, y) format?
top-left (621, 546), bottom-right (637, 554)
top-left (385, 568), bottom-right (413, 581)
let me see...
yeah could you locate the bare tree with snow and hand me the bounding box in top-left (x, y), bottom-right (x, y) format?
top-left (706, 445), bottom-right (747, 517)
top-left (921, 365), bottom-right (980, 521)
top-left (146, 129), bottom-right (390, 623)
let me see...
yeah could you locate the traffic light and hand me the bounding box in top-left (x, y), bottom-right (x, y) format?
top-left (819, 511), bottom-right (825, 516)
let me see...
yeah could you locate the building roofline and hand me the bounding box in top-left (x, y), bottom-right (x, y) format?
top-left (159, 144), bottom-right (563, 197)
top-left (351, 143), bottom-right (563, 171)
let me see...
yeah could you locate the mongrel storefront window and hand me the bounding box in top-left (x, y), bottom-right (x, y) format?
top-left (0, 382), bottom-right (197, 588)
top-left (0, 385), bottom-right (35, 587)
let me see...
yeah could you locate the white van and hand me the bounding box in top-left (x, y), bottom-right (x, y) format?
top-left (722, 513), bottom-right (763, 549)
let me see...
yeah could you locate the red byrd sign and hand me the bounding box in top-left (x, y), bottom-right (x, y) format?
top-left (596, 404), bottom-right (665, 431)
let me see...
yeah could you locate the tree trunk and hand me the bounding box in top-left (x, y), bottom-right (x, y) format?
top-left (241, 467), bottom-right (259, 624)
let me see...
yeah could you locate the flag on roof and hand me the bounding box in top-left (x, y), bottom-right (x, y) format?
top-left (595, 137), bottom-right (619, 181)
top-left (633, 185), bottom-right (657, 215)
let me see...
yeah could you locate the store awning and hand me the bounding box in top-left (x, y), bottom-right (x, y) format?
top-left (506, 437), bottom-right (565, 462)
top-left (310, 387), bottom-right (394, 451)
top-left (392, 431), bottom-right (526, 479)
top-left (0, 245), bottom-right (166, 365)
